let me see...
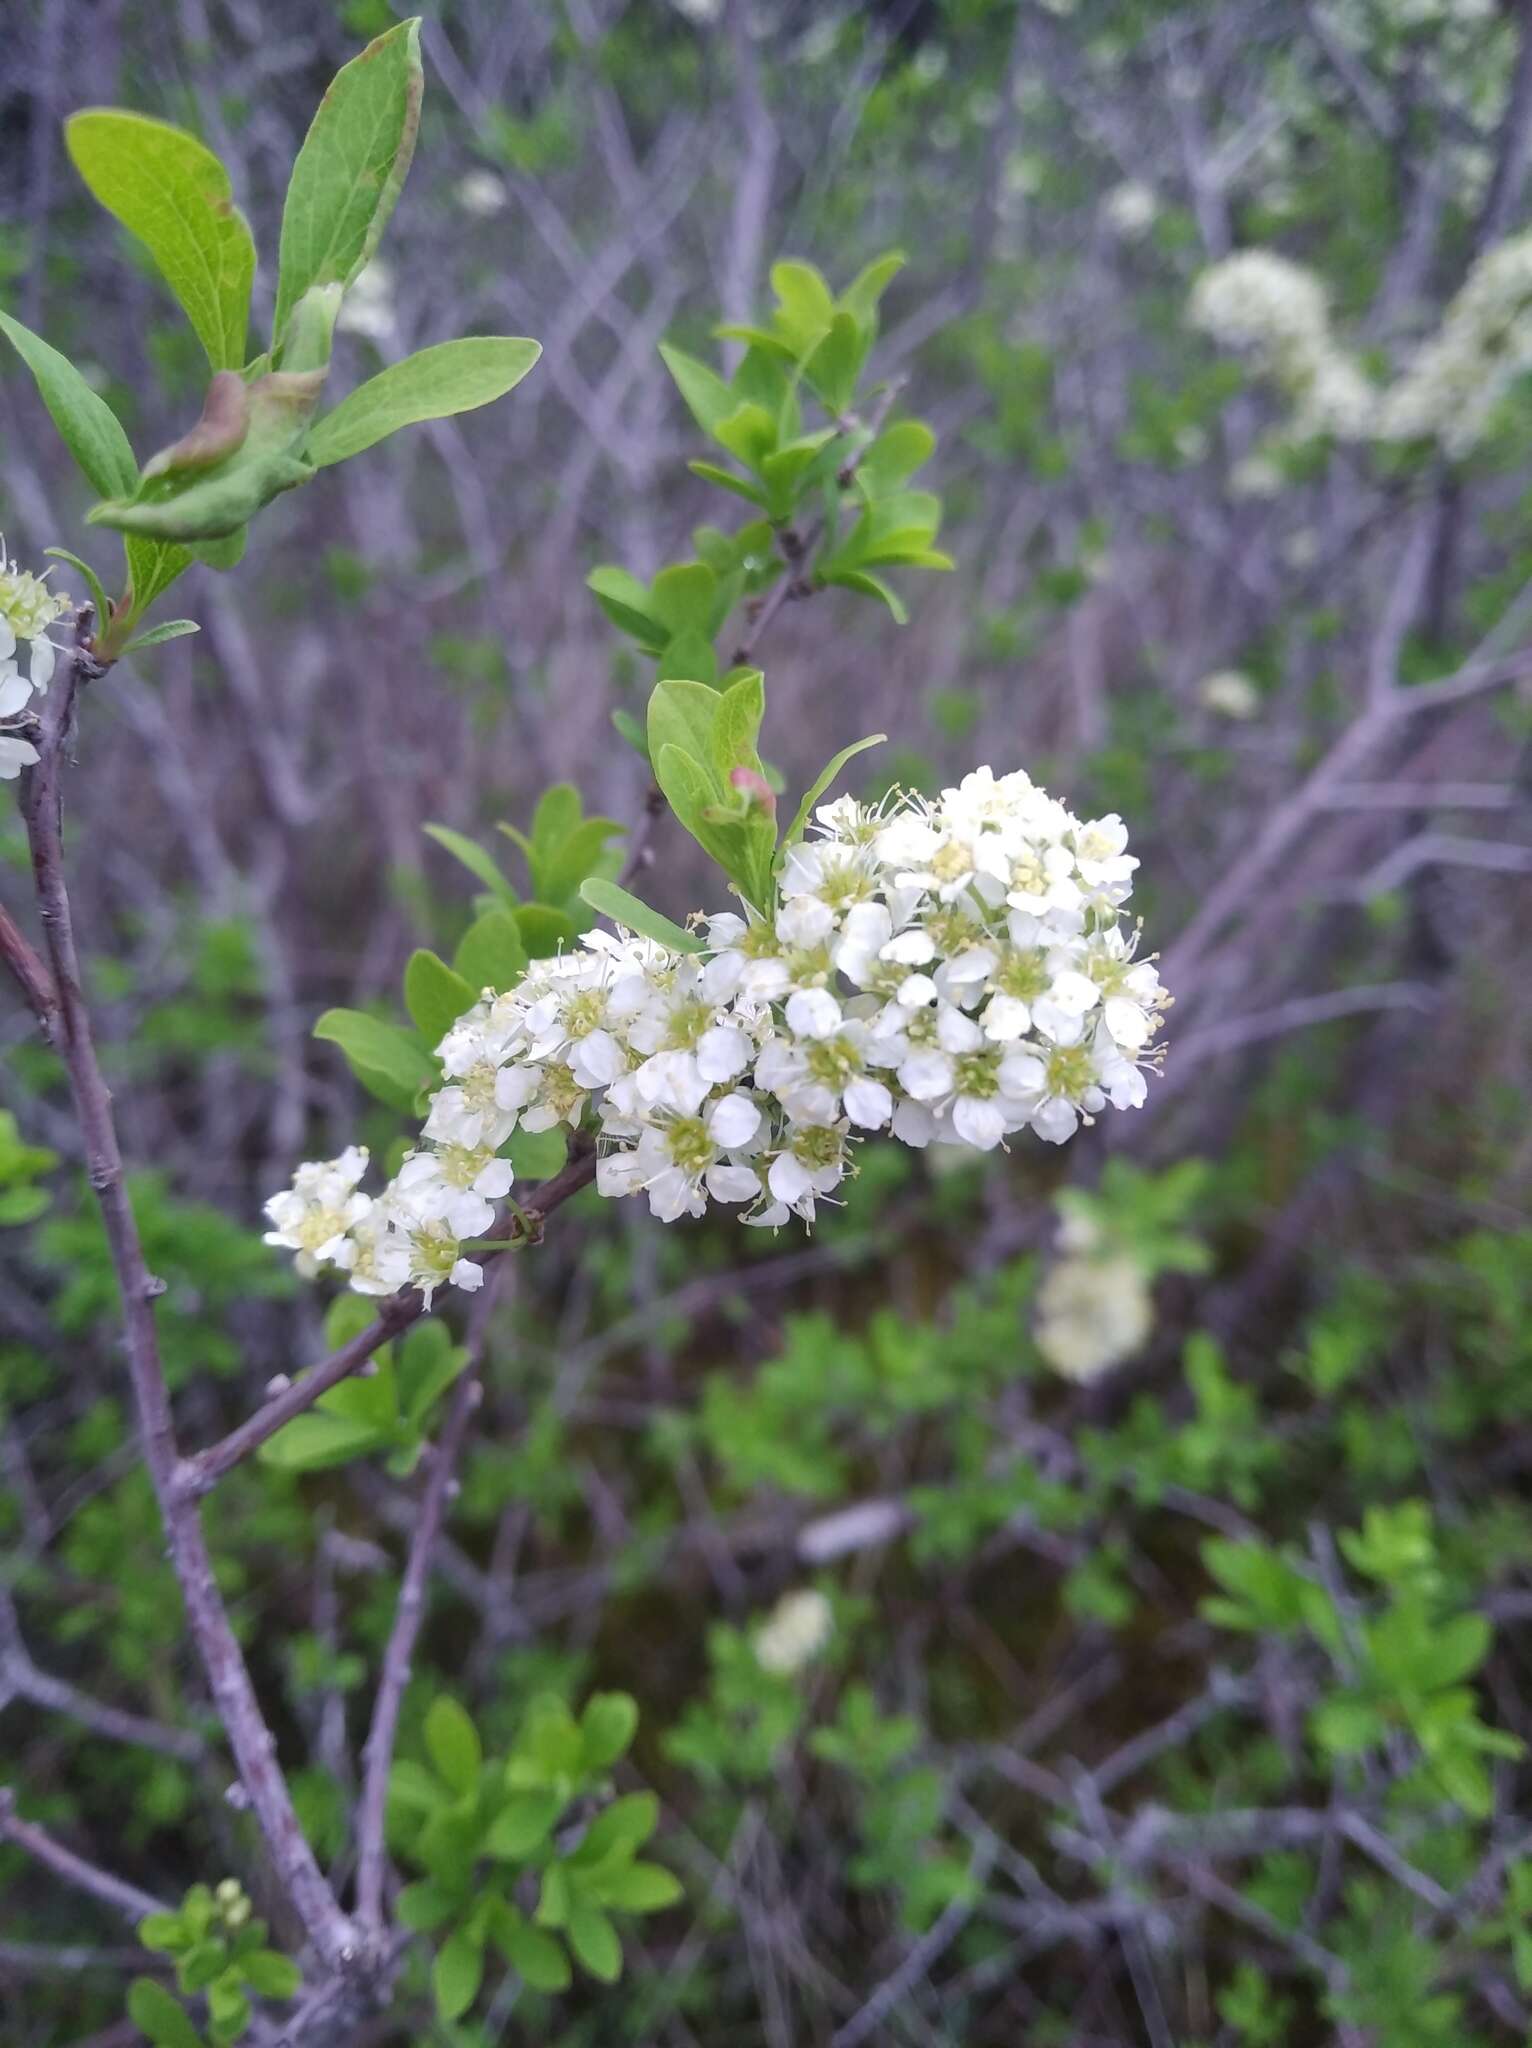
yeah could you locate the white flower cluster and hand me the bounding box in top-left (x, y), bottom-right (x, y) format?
top-left (1193, 232), bottom-right (1532, 461)
top-left (1189, 251), bottom-right (1377, 441)
top-left (265, 769), bottom-right (1167, 1303)
top-left (0, 551), bottom-right (65, 781)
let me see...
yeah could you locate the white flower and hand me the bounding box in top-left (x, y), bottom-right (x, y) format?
top-left (394, 1142), bottom-right (513, 1240)
top-left (262, 1148), bottom-right (373, 1276)
top-left (755, 1589), bottom-right (833, 1674)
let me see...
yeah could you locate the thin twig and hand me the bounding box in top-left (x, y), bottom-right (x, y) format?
top-left (0, 1788), bottom-right (169, 1927)
top-left (353, 1273), bottom-right (504, 1930)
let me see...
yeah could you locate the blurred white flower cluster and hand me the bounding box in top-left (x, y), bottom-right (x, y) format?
top-left (265, 769), bottom-right (1168, 1302)
top-left (1188, 250), bottom-right (1377, 441)
top-left (754, 1588), bottom-right (833, 1676)
top-left (1034, 1207), bottom-right (1154, 1382)
top-left (0, 551), bottom-right (66, 781)
top-left (1193, 231), bottom-right (1532, 460)
top-left (1376, 234), bottom-right (1532, 457)
top-left (1102, 181), bottom-right (1158, 239)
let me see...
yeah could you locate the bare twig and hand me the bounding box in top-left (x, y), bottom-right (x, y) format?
top-left (354, 1274), bottom-right (504, 1930)
top-left (0, 1788), bottom-right (169, 1927)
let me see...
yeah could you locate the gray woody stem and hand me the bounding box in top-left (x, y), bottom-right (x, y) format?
top-left (16, 625), bottom-right (360, 1975)
top-left (0, 1788), bottom-right (170, 1928)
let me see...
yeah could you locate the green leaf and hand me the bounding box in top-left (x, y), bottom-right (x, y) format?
top-left (566, 1899), bottom-right (622, 1984)
top-left (611, 707), bottom-right (647, 756)
top-left (587, 565), bottom-right (667, 652)
top-left (431, 1928), bottom-right (484, 2023)
top-left (822, 567), bottom-right (907, 624)
top-left (0, 312), bottom-right (138, 499)
top-left (43, 548), bottom-right (111, 626)
top-left (257, 1411), bottom-right (387, 1472)
top-left (594, 1861), bottom-right (684, 1913)
top-left (120, 619), bottom-right (200, 656)
top-left (314, 1008), bottom-right (436, 1103)
top-left (123, 537), bottom-right (193, 625)
top-left (580, 1691), bottom-right (640, 1769)
top-left (496, 1915), bottom-right (571, 1993)
top-left (486, 1789), bottom-right (563, 1860)
top-left (687, 459), bottom-right (769, 509)
top-left (398, 1322), bottom-right (468, 1428)
top-left (509, 1126), bottom-right (566, 1179)
top-left (658, 342), bottom-right (735, 435)
top-left (274, 19), bottom-right (424, 348)
top-left (136, 1915), bottom-right (188, 1954)
top-left (305, 337), bottom-right (541, 467)
top-left (839, 249), bottom-right (906, 331)
top-left (579, 880), bottom-right (701, 954)
top-left (425, 1696), bottom-right (482, 1796)
top-left (781, 733), bottom-right (886, 849)
top-left (454, 909), bottom-right (528, 994)
top-left (658, 628), bottom-right (717, 684)
top-left (569, 1791), bottom-right (657, 1868)
top-left (707, 668), bottom-right (766, 789)
top-left (65, 112), bottom-right (255, 369)
top-left (649, 562), bottom-right (717, 635)
top-left (404, 949), bottom-right (475, 1048)
top-left (127, 1978), bottom-right (204, 2048)
top-left (513, 903), bottom-right (578, 958)
top-left (859, 419), bottom-right (935, 491)
top-left (394, 1881), bottom-right (457, 1933)
top-left (239, 1951), bottom-right (301, 2000)
top-left (648, 677), bottom-right (724, 780)
top-left (422, 823), bottom-right (516, 906)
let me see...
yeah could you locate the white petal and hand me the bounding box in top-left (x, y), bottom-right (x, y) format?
top-left (785, 987), bottom-right (842, 1039)
top-left (707, 1091), bottom-right (762, 1149)
top-left (767, 1152), bottom-right (812, 1203)
top-left (0, 672), bottom-right (32, 718)
top-left (952, 1096), bottom-right (1006, 1150)
top-left (697, 1023), bottom-right (751, 1082)
top-left (900, 1048), bottom-right (954, 1101)
top-left (935, 1004), bottom-right (983, 1053)
top-left (706, 1162), bottom-right (761, 1203)
top-left (843, 1076), bottom-right (892, 1129)
top-left (28, 636), bottom-right (55, 690)
top-left (1032, 1097), bottom-right (1079, 1144)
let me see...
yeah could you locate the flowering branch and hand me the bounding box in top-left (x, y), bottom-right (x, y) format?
top-left (178, 1143), bottom-right (597, 1499)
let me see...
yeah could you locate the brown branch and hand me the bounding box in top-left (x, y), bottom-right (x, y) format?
top-left (0, 1788), bottom-right (170, 1927)
top-left (353, 1276), bottom-right (503, 1930)
top-left (0, 897), bottom-right (57, 1036)
top-left (17, 629), bottom-right (360, 1975)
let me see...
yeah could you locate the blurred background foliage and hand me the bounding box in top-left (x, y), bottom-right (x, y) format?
top-left (4, 0), bottom-right (1532, 2043)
